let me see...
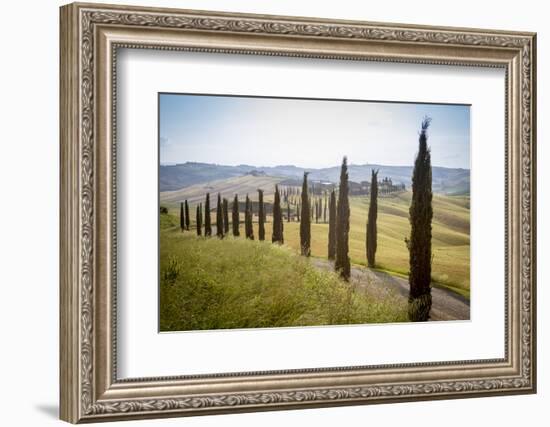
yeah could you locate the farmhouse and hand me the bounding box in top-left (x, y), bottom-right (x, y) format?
top-left (349, 177), bottom-right (406, 195)
top-left (281, 177), bottom-right (405, 196)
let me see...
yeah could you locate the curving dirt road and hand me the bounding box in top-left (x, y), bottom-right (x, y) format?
top-left (311, 258), bottom-right (470, 321)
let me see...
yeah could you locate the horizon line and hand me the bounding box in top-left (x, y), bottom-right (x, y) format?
top-left (159, 160), bottom-right (471, 171)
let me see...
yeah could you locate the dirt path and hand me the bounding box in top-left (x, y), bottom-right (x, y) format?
top-left (311, 258), bottom-right (470, 321)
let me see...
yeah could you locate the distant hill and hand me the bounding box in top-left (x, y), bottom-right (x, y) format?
top-left (160, 174), bottom-right (285, 207)
top-left (160, 162), bottom-right (469, 195)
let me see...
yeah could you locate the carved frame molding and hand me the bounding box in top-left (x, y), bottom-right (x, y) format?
top-left (60, 2), bottom-right (536, 423)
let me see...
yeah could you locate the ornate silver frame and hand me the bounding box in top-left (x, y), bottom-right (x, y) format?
top-left (60, 2), bottom-right (537, 423)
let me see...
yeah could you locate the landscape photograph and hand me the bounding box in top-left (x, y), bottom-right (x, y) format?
top-left (158, 93), bottom-right (470, 332)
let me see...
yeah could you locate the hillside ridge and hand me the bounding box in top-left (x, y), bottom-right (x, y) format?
top-left (160, 161), bottom-right (469, 195)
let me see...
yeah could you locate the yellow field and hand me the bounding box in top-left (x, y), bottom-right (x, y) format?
top-left (253, 197), bottom-right (468, 293)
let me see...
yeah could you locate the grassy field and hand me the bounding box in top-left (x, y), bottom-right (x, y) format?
top-left (160, 213), bottom-right (407, 331)
top-left (260, 192), bottom-right (470, 295)
top-left (163, 185), bottom-right (470, 297)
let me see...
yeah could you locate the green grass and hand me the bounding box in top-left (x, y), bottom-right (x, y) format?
top-left (162, 188), bottom-right (470, 300)
top-left (164, 190), bottom-right (470, 295)
top-left (178, 192), bottom-right (470, 294)
top-left (160, 219), bottom-right (407, 331)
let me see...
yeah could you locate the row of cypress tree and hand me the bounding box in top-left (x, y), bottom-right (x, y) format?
top-left (176, 118), bottom-right (433, 321)
top-left (296, 157), bottom-right (352, 283)
top-left (258, 193), bottom-right (328, 224)
top-left (177, 158), bottom-right (359, 283)
top-left (300, 118), bottom-right (433, 321)
top-left (181, 186), bottom-right (333, 228)
top-left (181, 187), bottom-right (287, 243)
top-left (298, 159), bottom-right (349, 282)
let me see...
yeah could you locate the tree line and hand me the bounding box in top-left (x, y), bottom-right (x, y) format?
top-left (174, 118), bottom-right (433, 322)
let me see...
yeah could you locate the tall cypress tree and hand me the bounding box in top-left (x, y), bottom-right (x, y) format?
top-left (258, 189), bottom-right (265, 241)
top-left (297, 202), bottom-right (301, 222)
top-left (300, 172), bottom-right (311, 256)
top-left (250, 200), bottom-right (255, 238)
top-left (179, 202), bottom-right (185, 232)
top-left (316, 199), bottom-right (319, 222)
top-left (245, 194), bottom-right (254, 240)
top-left (328, 189), bottom-right (336, 260)
top-left (204, 193), bottom-right (211, 236)
top-left (200, 204), bottom-right (203, 234)
top-left (335, 157), bottom-right (351, 281)
top-left (323, 193), bottom-right (327, 223)
top-left (184, 200), bottom-right (190, 230)
top-left (244, 195), bottom-right (250, 238)
top-left (314, 199), bottom-right (318, 223)
top-left (196, 203), bottom-right (202, 236)
top-left (223, 198), bottom-right (229, 234)
top-left (366, 169), bottom-right (379, 268)
top-left (272, 185), bottom-right (284, 243)
top-left (216, 193), bottom-right (224, 238)
top-left (232, 194), bottom-right (240, 237)
top-left (407, 117), bottom-right (433, 322)
top-left (287, 202), bottom-right (291, 222)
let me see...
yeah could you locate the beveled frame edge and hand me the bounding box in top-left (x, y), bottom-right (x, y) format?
top-left (59, 2), bottom-right (536, 423)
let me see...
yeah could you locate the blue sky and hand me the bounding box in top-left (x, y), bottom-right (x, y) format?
top-left (159, 93), bottom-right (470, 169)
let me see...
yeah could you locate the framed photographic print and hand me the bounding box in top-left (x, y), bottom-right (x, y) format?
top-left (60, 2), bottom-right (537, 423)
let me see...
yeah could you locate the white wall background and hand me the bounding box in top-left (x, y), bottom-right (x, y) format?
top-left (0, 0), bottom-right (545, 426)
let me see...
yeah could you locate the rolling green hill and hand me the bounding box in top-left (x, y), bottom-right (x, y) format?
top-left (162, 176), bottom-right (470, 295)
top-left (254, 193), bottom-right (469, 294)
top-left (160, 219), bottom-right (407, 331)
